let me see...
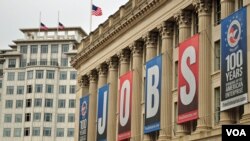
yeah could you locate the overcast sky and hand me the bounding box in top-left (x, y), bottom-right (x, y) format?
top-left (0, 0), bottom-right (129, 49)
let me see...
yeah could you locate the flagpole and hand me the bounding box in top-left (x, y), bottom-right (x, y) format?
top-left (39, 12), bottom-right (41, 36)
top-left (90, 0), bottom-right (93, 33)
top-left (57, 11), bottom-right (59, 37)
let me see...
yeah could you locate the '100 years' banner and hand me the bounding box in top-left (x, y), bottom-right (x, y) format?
top-left (79, 95), bottom-right (89, 141)
top-left (221, 7), bottom-right (248, 111)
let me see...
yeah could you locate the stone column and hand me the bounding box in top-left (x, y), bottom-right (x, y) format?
top-left (130, 41), bottom-right (143, 141)
top-left (240, 0), bottom-right (250, 123)
top-left (193, 0), bottom-right (212, 131)
top-left (106, 56), bottom-right (119, 141)
top-left (74, 75), bottom-right (89, 141)
top-left (220, 0), bottom-right (236, 125)
top-left (158, 22), bottom-right (174, 140)
top-left (97, 63), bottom-right (108, 87)
top-left (143, 31), bottom-right (158, 141)
top-left (87, 70), bottom-right (98, 141)
top-left (174, 9), bottom-right (192, 136)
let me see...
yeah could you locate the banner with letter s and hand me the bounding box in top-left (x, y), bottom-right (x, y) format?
top-left (144, 55), bottom-right (161, 133)
top-left (221, 7), bottom-right (248, 111)
top-left (79, 95), bottom-right (89, 141)
top-left (178, 34), bottom-right (199, 124)
top-left (118, 71), bottom-right (132, 140)
top-left (97, 84), bottom-right (109, 141)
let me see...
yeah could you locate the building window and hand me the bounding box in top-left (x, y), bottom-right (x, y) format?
top-left (25, 113), bottom-right (31, 122)
top-left (4, 114), bottom-right (12, 123)
top-left (59, 85), bottom-right (66, 94)
top-left (174, 102), bottom-right (178, 134)
top-left (40, 59), bottom-right (47, 65)
top-left (18, 72), bottom-right (25, 80)
top-left (27, 70), bottom-right (33, 79)
top-left (24, 127), bottom-right (30, 136)
top-left (174, 24), bottom-right (179, 47)
top-left (17, 86), bottom-right (24, 94)
top-left (35, 84), bottom-right (43, 93)
top-left (36, 70), bottom-right (44, 79)
top-left (70, 71), bottom-right (77, 80)
top-left (16, 100), bottom-right (23, 108)
top-left (44, 113), bottom-right (52, 122)
top-left (46, 70), bottom-right (55, 79)
top-left (29, 59), bottom-right (37, 66)
top-left (57, 114), bottom-right (65, 122)
top-left (67, 128), bottom-right (74, 137)
top-left (61, 58), bottom-right (68, 67)
top-left (43, 127), bottom-right (51, 136)
top-left (8, 59), bottom-right (16, 68)
top-left (41, 45), bottom-right (48, 53)
top-left (51, 44), bottom-right (58, 53)
top-left (33, 113), bottom-right (41, 121)
top-left (45, 99), bottom-right (53, 107)
top-left (5, 100), bottom-right (13, 108)
top-left (214, 40), bottom-right (221, 71)
top-left (68, 114), bottom-right (75, 122)
top-left (20, 45), bottom-right (27, 53)
top-left (7, 86), bottom-right (14, 95)
top-left (51, 59), bottom-right (58, 66)
top-left (214, 87), bottom-right (220, 125)
top-left (15, 114), bottom-right (22, 123)
top-left (174, 61), bottom-right (178, 88)
top-left (26, 99), bottom-right (32, 107)
top-left (69, 85), bottom-right (76, 94)
top-left (32, 127), bottom-right (40, 136)
top-left (14, 128), bottom-right (22, 137)
top-left (62, 44), bottom-right (69, 52)
top-left (58, 99), bottom-right (66, 108)
top-left (0, 80), bottom-right (2, 88)
top-left (69, 99), bottom-right (75, 108)
top-left (60, 71), bottom-right (67, 80)
top-left (56, 128), bottom-right (64, 137)
top-left (7, 72), bottom-right (15, 81)
top-left (27, 85), bottom-right (33, 93)
top-left (20, 59), bottom-right (27, 68)
top-left (192, 11), bottom-right (198, 35)
top-left (214, 0), bottom-right (221, 25)
top-left (31, 45), bottom-right (38, 53)
top-left (46, 85), bottom-right (54, 93)
top-left (3, 128), bottom-right (11, 137)
top-left (34, 98), bottom-right (42, 107)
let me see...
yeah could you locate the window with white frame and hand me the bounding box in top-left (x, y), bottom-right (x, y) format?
top-left (68, 113), bottom-right (75, 122)
top-left (214, 0), bottom-right (221, 25)
top-left (59, 85), bottom-right (66, 94)
top-left (14, 128), bottom-right (22, 137)
top-left (27, 85), bottom-right (32, 93)
top-left (4, 114), bottom-right (12, 123)
top-left (31, 45), bottom-right (38, 53)
top-left (8, 59), bottom-right (16, 68)
top-left (32, 127), bottom-right (40, 136)
top-left (56, 128), bottom-right (64, 137)
top-left (34, 98), bottom-right (42, 107)
top-left (45, 99), bottom-right (53, 107)
top-left (35, 84), bottom-right (43, 93)
top-left (20, 45), bottom-right (27, 53)
top-left (16, 100), bottom-right (23, 108)
top-left (70, 71), bottom-right (77, 80)
top-left (57, 114), bottom-right (65, 122)
top-left (20, 59), bottom-right (27, 68)
top-left (17, 86), bottom-right (24, 94)
top-left (15, 114), bottom-right (22, 123)
top-left (7, 72), bottom-right (15, 81)
top-left (25, 113), bottom-right (31, 122)
top-left (41, 45), bottom-right (48, 53)
top-left (43, 127), bottom-right (51, 136)
top-left (33, 113), bottom-right (41, 121)
top-left (69, 85), bottom-right (76, 94)
top-left (214, 87), bottom-right (220, 125)
top-left (214, 40), bottom-right (220, 71)
top-left (58, 99), bottom-right (66, 108)
top-left (46, 85), bottom-right (54, 93)
top-left (3, 128), bottom-right (11, 137)
top-left (27, 70), bottom-right (33, 79)
top-left (51, 44), bottom-right (58, 53)
top-left (36, 70), bottom-right (44, 79)
top-left (5, 100), bottom-right (13, 108)
top-left (18, 72), bottom-right (25, 80)
top-left (67, 128), bottom-right (74, 137)
top-left (62, 44), bottom-right (69, 52)
top-left (60, 71), bottom-right (67, 80)
top-left (44, 113), bottom-right (52, 122)
top-left (61, 58), bottom-right (68, 67)
top-left (24, 127), bottom-right (30, 136)
top-left (46, 70), bottom-right (55, 79)
top-left (7, 86), bottom-right (14, 95)
top-left (69, 99), bottom-right (75, 108)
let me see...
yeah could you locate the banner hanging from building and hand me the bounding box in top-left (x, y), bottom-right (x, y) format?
top-left (79, 95), bottom-right (89, 141)
top-left (178, 34), bottom-right (199, 124)
top-left (144, 55), bottom-right (161, 133)
top-left (118, 71), bottom-right (132, 140)
top-left (97, 84), bottom-right (109, 141)
top-left (221, 7), bottom-right (248, 111)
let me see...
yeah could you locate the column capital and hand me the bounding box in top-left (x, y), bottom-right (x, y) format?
top-left (174, 10), bottom-right (192, 27)
top-left (193, 0), bottom-right (212, 15)
top-left (87, 70), bottom-right (98, 82)
top-left (96, 63), bottom-right (108, 76)
top-left (78, 75), bottom-right (89, 87)
top-left (106, 56), bottom-right (119, 70)
top-left (129, 41), bottom-right (143, 56)
top-left (142, 31), bottom-right (158, 47)
top-left (117, 49), bottom-right (130, 63)
top-left (158, 21), bottom-right (174, 38)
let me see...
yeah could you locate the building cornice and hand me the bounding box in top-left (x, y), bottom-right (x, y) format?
top-left (71, 0), bottom-right (167, 69)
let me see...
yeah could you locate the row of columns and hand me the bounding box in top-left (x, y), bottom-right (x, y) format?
top-left (75, 0), bottom-right (250, 140)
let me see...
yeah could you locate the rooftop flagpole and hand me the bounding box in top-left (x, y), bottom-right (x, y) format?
top-left (39, 12), bottom-right (41, 35)
top-left (57, 11), bottom-right (60, 36)
top-left (90, 0), bottom-right (93, 33)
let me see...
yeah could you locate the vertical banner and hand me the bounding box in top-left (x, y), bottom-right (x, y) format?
top-left (97, 84), bottom-right (109, 141)
top-left (144, 55), bottom-right (162, 133)
top-left (118, 71), bottom-right (132, 140)
top-left (178, 34), bottom-right (199, 124)
top-left (79, 95), bottom-right (89, 141)
top-left (221, 7), bottom-right (248, 111)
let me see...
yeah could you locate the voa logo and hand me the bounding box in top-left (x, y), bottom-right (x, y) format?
top-left (226, 129), bottom-right (246, 136)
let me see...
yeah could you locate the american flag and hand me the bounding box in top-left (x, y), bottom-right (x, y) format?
top-left (92, 4), bottom-right (102, 16)
top-left (58, 22), bottom-right (65, 30)
top-left (40, 22), bottom-right (48, 31)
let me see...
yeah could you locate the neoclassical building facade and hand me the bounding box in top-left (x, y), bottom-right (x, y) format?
top-left (72, 0), bottom-right (250, 140)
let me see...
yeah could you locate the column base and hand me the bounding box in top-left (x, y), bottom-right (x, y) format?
top-left (158, 131), bottom-right (168, 141)
top-left (220, 111), bottom-right (235, 125)
top-left (240, 103), bottom-right (250, 124)
top-left (195, 125), bottom-right (211, 133)
top-left (143, 135), bottom-right (151, 141)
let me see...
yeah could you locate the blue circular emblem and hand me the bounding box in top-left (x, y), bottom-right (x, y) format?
top-left (227, 20), bottom-right (241, 47)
